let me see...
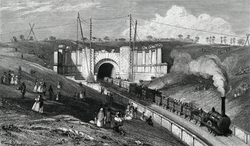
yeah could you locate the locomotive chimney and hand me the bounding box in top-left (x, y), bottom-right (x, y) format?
top-left (221, 97), bottom-right (226, 117)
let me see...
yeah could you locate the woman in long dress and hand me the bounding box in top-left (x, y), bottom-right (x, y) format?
top-left (32, 95), bottom-right (41, 112)
top-left (32, 95), bottom-right (44, 113)
top-left (10, 73), bottom-right (15, 85)
top-left (33, 81), bottom-right (39, 92)
top-left (96, 108), bottom-right (105, 127)
top-left (14, 75), bottom-right (19, 85)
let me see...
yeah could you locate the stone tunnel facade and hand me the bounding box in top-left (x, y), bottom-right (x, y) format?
top-left (53, 44), bottom-right (168, 82)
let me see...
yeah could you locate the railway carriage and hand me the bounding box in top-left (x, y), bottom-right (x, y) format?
top-left (155, 94), bottom-right (162, 105)
top-left (162, 97), bottom-right (169, 109)
top-left (174, 103), bottom-right (183, 115)
top-left (113, 78), bottom-right (122, 87)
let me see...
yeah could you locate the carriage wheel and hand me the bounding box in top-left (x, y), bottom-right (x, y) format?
top-left (207, 120), bottom-right (212, 133)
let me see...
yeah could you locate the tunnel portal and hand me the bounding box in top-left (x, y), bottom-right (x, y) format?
top-left (97, 63), bottom-right (115, 79)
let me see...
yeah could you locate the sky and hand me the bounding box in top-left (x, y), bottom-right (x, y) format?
top-left (0, 0), bottom-right (249, 43)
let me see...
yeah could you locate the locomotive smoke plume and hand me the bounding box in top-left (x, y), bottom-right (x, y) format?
top-left (170, 49), bottom-right (192, 74)
top-left (170, 50), bottom-right (229, 97)
top-left (189, 55), bottom-right (229, 97)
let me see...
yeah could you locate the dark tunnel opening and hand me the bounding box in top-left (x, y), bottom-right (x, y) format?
top-left (97, 63), bottom-right (114, 79)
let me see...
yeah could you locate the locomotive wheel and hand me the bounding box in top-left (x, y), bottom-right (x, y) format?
top-left (207, 120), bottom-right (212, 133)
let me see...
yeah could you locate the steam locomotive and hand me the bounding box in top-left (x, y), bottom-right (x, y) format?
top-left (103, 77), bottom-right (232, 136)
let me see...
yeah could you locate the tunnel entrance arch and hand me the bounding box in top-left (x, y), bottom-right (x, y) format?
top-left (95, 59), bottom-right (119, 80)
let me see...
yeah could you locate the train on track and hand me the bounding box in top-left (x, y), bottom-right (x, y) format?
top-left (103, 77), bottom-right (232, 136)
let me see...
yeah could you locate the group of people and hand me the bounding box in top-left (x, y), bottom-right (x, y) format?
top-left (92, 106), bottom-right (125, 135)
top-left (1, 71), bottom-right (20, 85)
top-left (1, 70), bottom-right (25, 98)
top-left (33, 80), bottom-right (47, 95)
top-left (124, 103), bottom-right (137, 120)
top-left (73, 89), bottom-right (87, 102)
top-left (32, 79), bottom-right (62, 101)
top-left (90, 102), bottom-right (154, 136)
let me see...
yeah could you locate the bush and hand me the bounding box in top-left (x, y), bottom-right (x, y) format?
top-left (30, 69), bottom-right (36, 75)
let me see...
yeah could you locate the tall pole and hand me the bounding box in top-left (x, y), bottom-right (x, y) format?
top-left (129, 14), bottom-right (132, 48)
top-left (90, 18), bottom-right (93, 74)
top-left (129, 14), bottom-right (133, 81)
top-left (132, 20), bottom-right (137, 80)
top-left (77, 16), bottom-right (79, 47)
top-left (78, 13), bottom-right (89, 75)
top-left (244, 34), bottom-right (250, 46)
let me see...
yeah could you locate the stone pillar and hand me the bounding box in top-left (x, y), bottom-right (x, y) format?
top-left (151, 49), bottom-right (156, 64)
top-left (119, 46), bottom-right (131, 79)
top-left (157, 47), bottom-right (162, 64)
top-left (142, 47), bottom-right (146, 65)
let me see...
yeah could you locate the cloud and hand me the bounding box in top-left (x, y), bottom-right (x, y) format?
top-left (0, 5), bottom-right (26, 12)
top-left (123, 5), bottom-right (236, 44)
top-left (17, 2), bottom-right (100, 16)
top-left (0, 1), bottom-right (51, 12)
top-left (20, 5), bottom-right (53, 16)
top-left (53, 2), bottom-right (100, 12)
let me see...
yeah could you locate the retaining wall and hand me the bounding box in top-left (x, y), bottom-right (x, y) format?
top-left (129, 100), bottom-right (209, 146)
top-left (231, 125), bottom-right (250, 145)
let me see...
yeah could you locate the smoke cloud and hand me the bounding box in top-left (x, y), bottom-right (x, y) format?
top-left (222, 54), bottom-right (239, 78)
top-left (189, 55), bottom-right (228, 97)
top-left (170, 50), bottom-right (229, 97)
top-left (170, 49), bottom-right (192, 74)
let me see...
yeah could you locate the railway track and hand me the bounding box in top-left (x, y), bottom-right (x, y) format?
top-left (100, 80), bottom-right (248, 146)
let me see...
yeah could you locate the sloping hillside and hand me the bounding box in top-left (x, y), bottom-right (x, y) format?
top-left (0, 45), bottom-right (185, 145)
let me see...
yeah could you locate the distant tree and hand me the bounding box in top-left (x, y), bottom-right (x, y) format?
top-left (212, 36), bottom-right (215, 44)
top-left (206, 37), bottom-right (209, 43)
top-left (82, 37), bottom-right (88, 41)
top-left (92, 37), bottom-right (97, 41)
top-left (49, 36), bottom-right (56, 41)
top-left (194, 36), bottom-right (200, 43)
top-left (103, 36), bottom-right (110, 41)
top-left (237, 38), bottom-right (245, 45)
top-left (98, 38), bottom-right (102, 42)
top-left (44, 38), bottom-right (49, 41)
top-left (12, 36), bottom-right (18, 42)
top-left (209, 36), bottom-right (212, 44)
top-left (186, 35), bottom-right (190, 40)
top-left (146, 35), bottom-right (153, 41)
top-left (19, 35), bottom-right (25, 41)
top-left (178, 34), bottom-right (183, 40)
top-left (118, 38), bottom-right (126, 42)
top-left (29, 36), bottom-right (34, 41)
top-left (220, 36), bottom-right (223, 44)
top-left (223, 36), bottom-right (227, 44)
top-left (115, 39), bottom-right (118, 42)
top-left (233, 38), bottom-right (236, 44)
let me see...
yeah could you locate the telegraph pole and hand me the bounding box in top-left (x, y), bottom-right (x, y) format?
top-left (132, 20), bottom-right (137, 80)
top-left (244, 34), bottom-right (250, 46)
top-left (78, 13), bottom-right (89, 76)
top-left (90, 18), bottom-right (93, 74)
top-left (129, 14), bottom-right (132, 48)
top-left (128, 14), bottom-right (133, 81)
top-left (76, 16), bottom-right (79, 47)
